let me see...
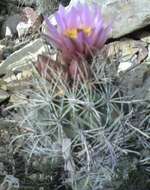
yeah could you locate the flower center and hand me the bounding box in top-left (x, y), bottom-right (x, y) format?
top-left (64, 28), bottom-right (78, 39)
top-left (64, 27), bottom-right (92, 39)
top-left (80, 27), bottom-right (92, 36)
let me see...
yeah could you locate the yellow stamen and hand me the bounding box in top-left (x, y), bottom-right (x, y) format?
top-left (64, 27), bottom-right (92, 39)
top-left (82, 27), bottom-right (92, 36)
top-left (64, 29), bottom-right (78, 39)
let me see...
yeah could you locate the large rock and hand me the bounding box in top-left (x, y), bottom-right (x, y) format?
top-left (0, 38), bottom-right (48, 74)
top-left (105, 38), bottom-right (148, 73)
top-left (2, 14), bottom-right (21, 38)
top-left (68, 0), bottom-right (150, 39)
top-left (101, 0), bottom-right (150, 38)
top-left (106, 38), bottom-right (148, 63)
top-left (104, 37), bottom-right (150, 100)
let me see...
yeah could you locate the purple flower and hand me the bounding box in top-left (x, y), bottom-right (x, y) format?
top-left (44, 2), bottom-right (111, 63)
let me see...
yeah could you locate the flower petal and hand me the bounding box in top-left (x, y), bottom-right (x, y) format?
top-left (44, 16), bottom-right (59, 38)
top-left (44, 3), bottom-right (111, 62)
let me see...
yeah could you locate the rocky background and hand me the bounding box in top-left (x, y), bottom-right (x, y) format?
top-left (0, 0), bottom-right (150, 190)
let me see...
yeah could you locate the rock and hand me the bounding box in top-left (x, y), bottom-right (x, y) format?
top-left (104, 38), bottom-right (149, 80)
top-left (0, 38), bottom-right (49, 75)
top-left (2, 47), bottom-right (13, 60)
top-left (0, 45), bottom-right (6, 62)
top-left (16, 22), bottom-right (31, 38)
top-left (36, 0), bottom-right (60, 15)
top-left (118, 61), bottom-right (132, 73)
top-left (0, 16), bottom-right (5, 23)
top-left (0, 0), bottom-right (18, 15)
top-left (103, 0), bottom-right (150, 38)
top-left (5, 26), bottom-right (13, 38)
top-left (2, 7), bottom-right (39, 38)
top-left (147, 45), bottom-right (150, 61)
top-left (138, 32), bottom-right (150, 44)
top-left (102, 0), bottom-right (150, 38)
top-left (18, 0), bottom-right (36, 6)
top-left (0, 89), bottom-right (9, 103)
top-left (2, 14), bottom-right (21, 38)
top-left (0, 50), bottom-right (3, 62)
top-left (120, 62), bottom-right (150, 100)
top-left (106, 38), bottom-right (148, 65)
top-left (18, 7), bottom-right (43, 36)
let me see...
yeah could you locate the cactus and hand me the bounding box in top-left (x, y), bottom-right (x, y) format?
top-left (9, 2), bottom-right (149, 189)
top-left (11, 53), bottom-right (150, 189)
